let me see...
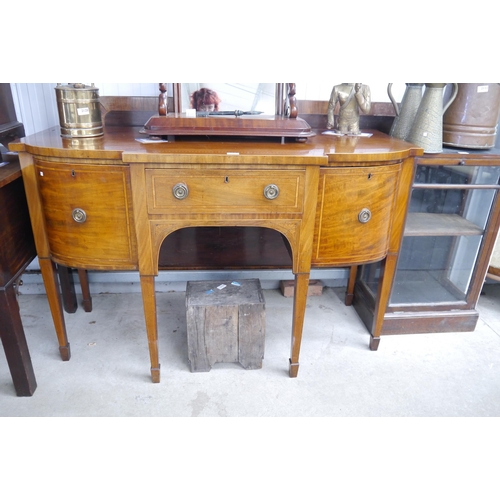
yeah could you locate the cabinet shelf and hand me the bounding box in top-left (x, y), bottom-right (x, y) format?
top-left (404, 212), bottom-right (483, 237)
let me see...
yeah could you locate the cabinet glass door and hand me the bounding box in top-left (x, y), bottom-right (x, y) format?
top-left (389, 163), bottom-right (500, 306)
top-left (360, 163), bottom-right (500, 306)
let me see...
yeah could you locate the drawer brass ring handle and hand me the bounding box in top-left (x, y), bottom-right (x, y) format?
top-left (72, 208), bottom-right (87, 223)
top-left (264, 184), bottom-right (280, 200)
top-left (358, 208), bottom-right (371, 224)
top-left (173, 182), bottom-right (189, 200)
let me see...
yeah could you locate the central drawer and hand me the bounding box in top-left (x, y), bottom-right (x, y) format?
top-left (146, 168), bottom-right (305, 215)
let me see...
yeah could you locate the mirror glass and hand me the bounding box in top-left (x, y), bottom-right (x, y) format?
top-left (177, 83), bottom-right (277, 114)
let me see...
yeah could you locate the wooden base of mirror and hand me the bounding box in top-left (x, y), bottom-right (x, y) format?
top-left (142, 114), bottom-right (315, 141)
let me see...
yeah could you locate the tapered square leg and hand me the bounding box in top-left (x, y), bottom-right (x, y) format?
top-left (77, 269), bottom-right (92, 312)
top-left (289, 273), bottom-right (310, 378)
top-left (140, 275), bottom-right (160, 383)
top-left (369, 336), bottom-right (380, 351)
top-left (289, 360), bottom-right (299, 378)
top-left (39, 258), bottom-right (70, 361)
top-left (345, 265), bottom-right (358, 306)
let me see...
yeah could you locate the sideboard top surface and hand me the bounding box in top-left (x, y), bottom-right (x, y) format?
top-left (9, 125), bottom-right (422, 164)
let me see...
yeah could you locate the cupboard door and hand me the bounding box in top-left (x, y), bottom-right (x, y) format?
top-left (312, 164), bottom-right (400, 266)
top-left (36, 161), bottom-right (137, 269)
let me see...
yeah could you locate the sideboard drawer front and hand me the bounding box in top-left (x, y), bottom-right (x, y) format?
top-left (146, 168), bottom-right (305, 215)
top-left (36, 162), bottom-right (136, 268)
top-left (313, 165), bottom-right (400, 265)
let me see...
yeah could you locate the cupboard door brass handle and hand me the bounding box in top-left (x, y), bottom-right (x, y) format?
top-left (358, 208), bottom-right (371, 223)
top-left (264, 184), bottom-right (280, 200)
top-left (72, 208), bottom-right (87, 223)
top-left (173, 182), bottom-right (189, 200)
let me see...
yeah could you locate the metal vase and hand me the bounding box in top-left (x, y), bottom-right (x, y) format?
top-left (443, 83), bottom-right (500, 149)
top-left (388, 83), bottom-right (424, 140)
top-left (407, 83), bottom-right (458, 153)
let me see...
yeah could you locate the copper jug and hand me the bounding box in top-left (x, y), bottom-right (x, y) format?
top-left (443, 83), bottom-right (500, 149)
top-left (407, 83), bottom-right (458, 153)
top-left (388, 83), bottom-right (424, 140)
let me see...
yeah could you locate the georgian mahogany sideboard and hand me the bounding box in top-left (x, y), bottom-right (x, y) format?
top-left (10, 126), bottom-right (421, 382)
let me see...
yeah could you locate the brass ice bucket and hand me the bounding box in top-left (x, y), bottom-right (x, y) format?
top-left (55, 83), bottom-right (103, 138)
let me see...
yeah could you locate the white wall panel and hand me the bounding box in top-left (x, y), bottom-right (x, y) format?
top-left (296, 82), bottom-right (402, 103)
top-left (10, 83), bottom-right (59, 136)
top-left (96, 83), bottom-right (157, 96)
top-left (97, 82), bottom-right (120, 96)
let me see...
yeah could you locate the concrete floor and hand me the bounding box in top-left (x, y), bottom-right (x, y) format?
top-left (2, 283), bottom-right (500, 417)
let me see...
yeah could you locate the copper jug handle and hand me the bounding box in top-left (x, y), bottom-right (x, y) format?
top-left (443, 83), bottom-right (459, 115)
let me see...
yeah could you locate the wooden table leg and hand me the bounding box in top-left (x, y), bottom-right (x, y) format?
top-left (370, 254), bottom-right (398, 350)
top-left (289, 272), bottom-right (310, 378)
top-left (345, 265), bottom-right (358, 306)
top-left (54, 266), bottom-right (93, 314)
top-left (38, 258), bottom-right (70, 361)
top-left (0, 285), bottom-right (37, 396)
top-left (140, 275), bottom-right (160, 383)
top-left (77, 269), bottom-right (92, 312)
top-left (57, 265), bottom-right (77, 314)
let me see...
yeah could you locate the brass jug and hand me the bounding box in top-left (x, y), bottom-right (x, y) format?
top-left (407, 83), bottom-right (458, 153)
top-left (443, 83), bottom-right (500, 149)
top-left (388, 83), bottom-right (424, 140)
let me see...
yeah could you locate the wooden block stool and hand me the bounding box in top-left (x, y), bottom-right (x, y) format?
top-left (186, 279), bottom-right (265, 372)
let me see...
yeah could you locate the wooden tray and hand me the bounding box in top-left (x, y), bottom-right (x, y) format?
top-left (141, 113), bottom-right (315, 140)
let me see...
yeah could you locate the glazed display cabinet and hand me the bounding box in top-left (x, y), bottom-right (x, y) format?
top-left (353, 148), bottom-right (500, 338)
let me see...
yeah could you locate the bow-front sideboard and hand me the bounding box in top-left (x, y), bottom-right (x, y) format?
top-left (10, 126), bottom-right (421, 382)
